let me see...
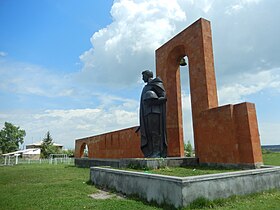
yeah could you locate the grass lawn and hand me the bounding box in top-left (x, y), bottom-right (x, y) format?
top-left (263, 151), bottom-right (280, 165)
top-left (0, 152), bottom-right (279, 210)
top-left (125, 166), bottom-right (238, 177)
top-left (0, 164), bottom-right (159, 210)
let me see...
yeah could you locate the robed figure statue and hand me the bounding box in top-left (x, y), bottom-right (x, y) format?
top-left (138, 70), bottom-right (167, 158)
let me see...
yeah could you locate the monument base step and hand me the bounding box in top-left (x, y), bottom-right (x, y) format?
top-left (74, 157), bottom-right (198, 169)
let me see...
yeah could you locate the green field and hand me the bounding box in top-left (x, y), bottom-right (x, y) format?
top-left (0, 164), bottom-right (159, 210)
top-left (0, 152), bottom-right (279, 210)
top-left (263, 151), bottom-right (280, 165)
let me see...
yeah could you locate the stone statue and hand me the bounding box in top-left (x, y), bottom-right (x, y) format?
top-left (137, 70), bottom-right (167, 158)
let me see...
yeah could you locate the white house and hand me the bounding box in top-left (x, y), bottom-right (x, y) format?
top-left (2, 148), bottom-right (41, 165)
top-left (26, 141), bottom-right (63, 150)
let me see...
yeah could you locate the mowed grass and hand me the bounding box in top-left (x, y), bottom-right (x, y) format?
top-left (0, 164), bottom-right (159, 210)
top-left (126, 166), bottom-right (237, 177)
top-left (263, 151), bottom-right (280, 165)
top-left (186, 189), bottom-right (280, 210)
top-left (0, 152), bottom-right (279, 210)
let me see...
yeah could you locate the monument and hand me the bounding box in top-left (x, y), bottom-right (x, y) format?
top-left (75, 18), bottom-right (263, 169)
top-left (88, 18), bottom-right (280, 209)
top-left (156, 18), bottom-right (262, 167)
top-left (138, 70), bottom-right (167, 158)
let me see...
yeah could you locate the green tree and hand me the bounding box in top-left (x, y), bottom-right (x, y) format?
top-left (61, 149), bottom-right (75, 157)
top-left (184, 140), bottom-right (193, 157)
top-left (41, 131), bottom-right (60, 158)
top-left (0, 122), bottom-right (26, 154)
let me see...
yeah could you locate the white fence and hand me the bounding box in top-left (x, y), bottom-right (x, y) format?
top-left (0, 156), bottom-right (74, 166)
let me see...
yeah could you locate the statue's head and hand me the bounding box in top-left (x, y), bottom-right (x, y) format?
top-left (142, 70), bottom-right (153, 83)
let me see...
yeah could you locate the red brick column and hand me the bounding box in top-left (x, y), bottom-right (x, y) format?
top-left (156, 18), bottom-right (218, 157)
top-left (156, 18), bottom-right (262, 166)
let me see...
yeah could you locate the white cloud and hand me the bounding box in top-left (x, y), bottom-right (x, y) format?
top-left (96, 93), bottom-right (139, 111)
top-left (0, 106), bottom-right (138, 149)
top-left (218, 68), bottom-right (280, 105)
top-left (0, 51), bottom-right (7, 57)
top-left (0, 57), bottom-right (140, 149)
top-left (0, 60), bottom-right (74, 98)
top-left (79, 0), bottom-right (186, 87)
top-left (78, 0), bottom-right (280, 90)
top-left (225, 0), bottom-right (262, 15)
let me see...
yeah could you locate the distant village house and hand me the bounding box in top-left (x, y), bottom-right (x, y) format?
top-left (26, 141), bottom-right (63, 150)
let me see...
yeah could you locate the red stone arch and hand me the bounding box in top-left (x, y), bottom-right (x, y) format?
top-left (79, 142), bottom-right (89, 158)
top-left (156, 18), bottom-right (218, 157)
top-left (76, 142), bottom-right (94, 158)
top-left (156, 18), bottom-right (262, 168)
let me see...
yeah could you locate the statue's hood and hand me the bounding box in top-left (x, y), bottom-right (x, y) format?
top-left (149, 77), bottom-right (163, 84)
top-left (148, 77), bottom-right (165, 90)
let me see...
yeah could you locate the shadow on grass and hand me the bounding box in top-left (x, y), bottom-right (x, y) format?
top-left (64, 165), bottom-right (77, 168)
top-left (86, 179), bottom-right (92, 185)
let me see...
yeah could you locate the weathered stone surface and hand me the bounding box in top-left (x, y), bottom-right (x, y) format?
top-left (75, 157), bottom-right (198, 169)
top-left (91, 166), bottom-right (280, 208)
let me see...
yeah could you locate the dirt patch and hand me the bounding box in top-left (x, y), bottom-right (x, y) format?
top-left (89, 189), bottom-right (125, 200)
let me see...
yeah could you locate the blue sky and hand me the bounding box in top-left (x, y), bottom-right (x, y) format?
top-left (1, 0), bottom-right (280, 149)
top-left (0, 0), bottom-right (113, 72)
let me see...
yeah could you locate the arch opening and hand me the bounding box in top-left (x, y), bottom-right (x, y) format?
top-left (179, 55), bottom-right (194, 156)
top-left (79, 143), bottom-right (89, 158)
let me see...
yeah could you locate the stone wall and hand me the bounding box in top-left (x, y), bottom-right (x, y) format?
top-left (91, 166), bottom-right (280, 208)
top-left (75, 126), bottom-right (143, 158)
top-left (156, 18), bottom-right (262, 167)
top-left (195, 102), bottom-right (263, 166)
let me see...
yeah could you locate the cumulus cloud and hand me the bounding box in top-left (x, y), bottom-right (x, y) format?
top-left (218, 68), bottom-right (280, 105)
top-left (78, 0), bottom-right (280, 111)
top-left (79, 0), bottom-right (186, 87)
top-left (78, 0), bottom-right (280, 91)
top-left (0, 106), bottom-right (138, 149)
